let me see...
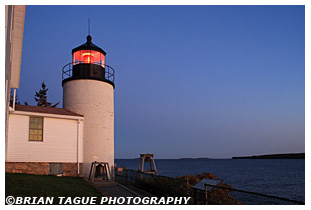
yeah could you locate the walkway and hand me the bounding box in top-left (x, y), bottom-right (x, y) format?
top-left (89, 180), bottom-right (154, 198)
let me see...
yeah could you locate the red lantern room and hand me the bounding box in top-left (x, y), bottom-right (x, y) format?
top-left (72, 35), bottom-right (106, 66)
top-left (62, 35), bottom-right (115, 88)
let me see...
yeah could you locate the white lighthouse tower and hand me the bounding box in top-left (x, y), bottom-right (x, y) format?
top-left (62, 35), bottom-right (115, 178)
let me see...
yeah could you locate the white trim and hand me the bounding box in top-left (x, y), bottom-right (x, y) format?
top-left (10, 5), bottom-right (25, 88)
top-left (9, 110), bottom-right (84, 121)
top-left (77, 119), bottom-right (81, 175)
top-left (12, 88), bottom-right (16, 110)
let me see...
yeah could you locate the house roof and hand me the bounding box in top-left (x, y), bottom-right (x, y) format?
top-left (14, 104), bottom-right (84, 117)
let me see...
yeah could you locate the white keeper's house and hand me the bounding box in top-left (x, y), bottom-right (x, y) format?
top-left (6, 105), bottom-right (85, 176)
top-left (5, 5), bottom-right (116, 178)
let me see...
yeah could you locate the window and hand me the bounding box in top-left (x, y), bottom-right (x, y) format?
top-left (29, 117), bottom-right (43, 141)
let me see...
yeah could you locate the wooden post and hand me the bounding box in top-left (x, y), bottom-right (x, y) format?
top-left (106, 163), bottom-right (110, 180)
top-left (152, 156), bottom-right (158, 175)
top-left (88, 162), bottom-right (94, 180)
top-left (91, 162), bottom-right (96, 182)
top-left (141, 157), bottom-right (145, 173)
top-left (138, 157), bottom-right (141, 172)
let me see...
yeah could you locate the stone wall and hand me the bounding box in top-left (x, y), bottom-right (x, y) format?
top-left (5, 162), bottom-right (83, 177)
top-left (63, 163), bottom-right (83, 176)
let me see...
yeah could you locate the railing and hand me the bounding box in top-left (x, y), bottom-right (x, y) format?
top-left (115, 168), bottom-right (188, 197)
top-left (201, 183), bottom-right (305, 205)
top-left (115, 168), bottom-right (304, 205)
top-left (62, 61), bottom-right (115, 83)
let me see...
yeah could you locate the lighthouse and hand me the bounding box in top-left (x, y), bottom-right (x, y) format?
top-left (62, 35), bottom-right (115, 178)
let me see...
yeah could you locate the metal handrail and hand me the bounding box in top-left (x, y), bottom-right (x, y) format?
top-left (115, 168), bottom-right (304, 205)
top-left (203, 183), bottom-right (304, 205)
top-left (62, 61), bottom-right (115, 83)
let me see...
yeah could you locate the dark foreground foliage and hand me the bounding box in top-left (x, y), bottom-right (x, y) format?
top-left (127, 171), bottom-right (241, 204)
top-left (5, 173), bottom-right (102, 204)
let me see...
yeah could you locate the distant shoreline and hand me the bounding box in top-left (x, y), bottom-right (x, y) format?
top-left (232, 153), bottom-right (305, 159)
top-left (115, 153), bottom-right (305, 160)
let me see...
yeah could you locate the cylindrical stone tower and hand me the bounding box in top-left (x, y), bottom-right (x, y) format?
top-left (62, 35), bottom-right (115, 178)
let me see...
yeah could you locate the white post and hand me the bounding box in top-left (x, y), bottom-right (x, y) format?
top-left (77, 119), bottom-right (81, 175)
top-left (12, 88), bottom-right (16, 110)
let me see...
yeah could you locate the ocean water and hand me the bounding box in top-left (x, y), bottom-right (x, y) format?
top-left (115, 158), bottom-right (305, 202)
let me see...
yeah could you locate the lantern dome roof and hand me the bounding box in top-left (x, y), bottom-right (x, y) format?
top-left (72, 35), bottom-right (106, 55)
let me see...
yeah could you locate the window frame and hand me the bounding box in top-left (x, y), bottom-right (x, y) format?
top-left (29, 116), bottom-right (44, 142)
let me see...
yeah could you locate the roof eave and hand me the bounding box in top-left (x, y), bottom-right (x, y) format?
top-left (71, 45), bottom-right (107, 56)
top-left (10, 5), bottom-right (26, 89)
top-left (9, 110), bottom-right (84, 120)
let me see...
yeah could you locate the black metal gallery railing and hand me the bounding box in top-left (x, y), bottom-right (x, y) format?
top-left (114, 168), bottom-right (304, 205)
top-left (62, 61), bottom-right (115, 83)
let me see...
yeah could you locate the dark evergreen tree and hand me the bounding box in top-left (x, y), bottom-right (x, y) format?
top-left (34, 82), bottom-right (60, 107)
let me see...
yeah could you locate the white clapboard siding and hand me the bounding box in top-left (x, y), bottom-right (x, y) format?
top-left (7, 114), bottom-right (83, 162)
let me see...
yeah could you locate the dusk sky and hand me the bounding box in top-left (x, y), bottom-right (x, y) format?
top-left (17, 5), bottom-right (305, 159)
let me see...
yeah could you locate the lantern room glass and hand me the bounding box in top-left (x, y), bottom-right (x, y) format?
top-left (73, 50), bottom-right (105, 67)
